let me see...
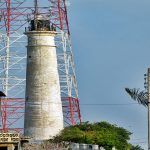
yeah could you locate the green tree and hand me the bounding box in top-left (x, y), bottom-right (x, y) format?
top-left (125, 88), bottom-right (147, 150)
top-left (54, 121), bottom-right (136, 150)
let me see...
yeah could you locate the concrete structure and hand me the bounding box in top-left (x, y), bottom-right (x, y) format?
top-left (0, 133), bottom-right (20, 150)
top-left (0, 144), bottom-right (15, 150)
top-left (79, 144), bottom-right (88, 150)
top-left (24, 23), bottom-right (63, 140)
top-left (78, 144), bottom-right (99, 150)
top-left (69, 143), bottom-right (79, 150)
top-left (99, 147), bottom-right (105, 150)
top-left (91, 145), bottom-right (99, 150)
top-left (69, 143), bottom-right (117, 150)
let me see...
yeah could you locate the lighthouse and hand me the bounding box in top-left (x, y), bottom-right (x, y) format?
top-left (24, 14), bottom-right (63, 140)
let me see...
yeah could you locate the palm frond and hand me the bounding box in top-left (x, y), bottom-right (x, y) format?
top-left (125, 88), bottom-right (148, 107)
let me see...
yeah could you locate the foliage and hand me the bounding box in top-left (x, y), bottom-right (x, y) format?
top-left (125, 88), bottom-right (148, 107)
top-left (125, 88), bottom-right (147, 150)
top-left (130, 145), bottom-right (144, 150)
top-left (54, 121), bottom-right (133, 150)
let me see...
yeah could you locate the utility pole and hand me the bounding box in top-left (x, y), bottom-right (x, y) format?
top-left (148, 68), bottom-right (150, 150)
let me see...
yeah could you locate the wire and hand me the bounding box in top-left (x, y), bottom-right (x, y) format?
top-left (80, 103), bottom-right (139, 106)
top-left (131, 141), bottom-right (147, 144)
top-left (131, 137), bottom-right (147, 141)
top-left (26, 101), bottom-right (141, 106)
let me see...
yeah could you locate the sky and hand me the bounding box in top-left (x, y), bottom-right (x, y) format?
top-left (67, 0), bottom-right (150, 149)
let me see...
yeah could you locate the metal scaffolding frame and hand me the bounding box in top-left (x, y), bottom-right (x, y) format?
top-left (0, 0), bottom-right (81, 132)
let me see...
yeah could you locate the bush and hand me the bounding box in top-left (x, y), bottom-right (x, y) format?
top-left (54, 121), bottom-right (132, 150)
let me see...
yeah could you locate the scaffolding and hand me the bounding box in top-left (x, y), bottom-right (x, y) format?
top-left (0, 0), bottom-right (81, 133)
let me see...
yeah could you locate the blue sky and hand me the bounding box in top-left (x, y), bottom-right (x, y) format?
top-left (68, 0), bottom-right (150, 149)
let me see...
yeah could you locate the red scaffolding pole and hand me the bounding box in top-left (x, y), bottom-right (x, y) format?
top-left (0, 0), bottom-right (81, 133)
top-left (0, 98), bottom-right (24, 133)
top-left (0, 97), bottom-right (81, 133)
top-left (62, 97), bottom-right (81, 126)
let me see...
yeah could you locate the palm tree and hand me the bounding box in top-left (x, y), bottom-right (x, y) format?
top-left (125, 88), bottom-right (148, 107)
top-left (125, 87), bottom-right (150, 149)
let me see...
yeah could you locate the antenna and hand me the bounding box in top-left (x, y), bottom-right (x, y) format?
top-left (34, 0), bottom-right (38, 30)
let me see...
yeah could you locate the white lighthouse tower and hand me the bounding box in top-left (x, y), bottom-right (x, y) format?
top-left (24, 10), bottom-right (63, 140)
